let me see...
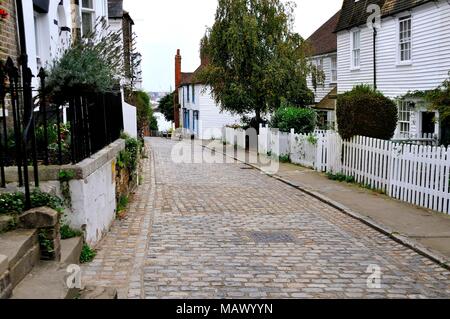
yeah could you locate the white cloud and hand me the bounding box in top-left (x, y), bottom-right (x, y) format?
top-left (123, 0), bottom-right (342, 92)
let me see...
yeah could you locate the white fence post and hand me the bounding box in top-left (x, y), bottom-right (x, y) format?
top-left (236, 123), bottom-right (450, 214)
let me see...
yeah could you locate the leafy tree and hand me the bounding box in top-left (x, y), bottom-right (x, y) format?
top-left (336, 85), bottom-right (398, 140)
top-left (134, 91), bottom-right (158, 135)
top-left (197, 0), bottom-right (316, 129)
top-left (424, 73), bottom-right (450, 126)
top-left (158, 92), bottom-right (175, 122)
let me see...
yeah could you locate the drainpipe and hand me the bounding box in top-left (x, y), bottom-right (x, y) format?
top-left (373, 28), bottom-right (377, 90)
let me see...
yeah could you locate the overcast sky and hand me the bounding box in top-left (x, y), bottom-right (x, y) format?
top-left (123, 0), bottom-right (343, 92)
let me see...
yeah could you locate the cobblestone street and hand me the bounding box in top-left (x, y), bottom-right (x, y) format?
top-left (83, 138), bottom-right (450, 299)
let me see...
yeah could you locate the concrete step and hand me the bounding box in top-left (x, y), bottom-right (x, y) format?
top-left (61, 237), bottom-right (83, 265)
top-left (0, 229), bottom-right (40, 288)
top-left (11, 261), bottom-right (79, 299)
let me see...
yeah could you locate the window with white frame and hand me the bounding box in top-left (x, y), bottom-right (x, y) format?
top-left (81, 0), bottom-right (95, 37)
top-left (316, 58), bottom-right (323, 72)
top-left (34, 13), bottom-right (42, 69)
top-left (192, 85), bottom-right (195, 104)
top-left (331, 56), bottom-right (337, 83)
top-left (398, 101), bottom-right (411, 137)
top-left (399, 16), bottom-right (412, 62)
top-left (351, 30), bottom-right (361, 68)
top-left (187, 85), bottom-right (190, 102)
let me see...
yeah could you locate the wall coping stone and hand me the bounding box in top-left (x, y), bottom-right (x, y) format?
top-left (0, 255), bottom-right (8, 275)
top-left (4, 139), bottom-right (125, 182)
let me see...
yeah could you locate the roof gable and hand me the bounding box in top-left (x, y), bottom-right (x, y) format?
top-left (306, 10), bottom-right (340, 56)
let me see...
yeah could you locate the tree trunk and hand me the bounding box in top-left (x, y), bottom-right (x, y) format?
top-left (255, 108), bottom-right (261, 134)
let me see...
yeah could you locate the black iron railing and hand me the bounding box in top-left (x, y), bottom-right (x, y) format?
top-left (0, 57), bottom-right (124, 208)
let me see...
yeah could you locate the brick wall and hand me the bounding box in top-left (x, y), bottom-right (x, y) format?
top-left (0, 0), bottom-right (19, 62)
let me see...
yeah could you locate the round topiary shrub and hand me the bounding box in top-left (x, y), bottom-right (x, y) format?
top-left (336, 85), bottom-right (398, 140)
top-left (270, 107), bottom-right (317, 134)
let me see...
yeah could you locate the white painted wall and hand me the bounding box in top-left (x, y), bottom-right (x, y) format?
top-left (179, 84), bottom-right (241, 140)
top-left (307, 53), bottom-right (337, 103)
top-left (68, 158), bottom-right (117, 246)
top-left (337, 0), bottom-right (450, 98)
top-left (154, 112), bottom-right (173, 131)
top-left (122, 101), bottom-right (137, 138)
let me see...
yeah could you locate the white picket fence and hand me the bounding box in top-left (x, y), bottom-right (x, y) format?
top-left (224, 125), bottom-right (450, 214)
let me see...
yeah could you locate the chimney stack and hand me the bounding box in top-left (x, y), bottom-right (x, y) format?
top-left (175, 49), bottom-right (182, 88)
top-left (174, 49), bottom-right (182, 128)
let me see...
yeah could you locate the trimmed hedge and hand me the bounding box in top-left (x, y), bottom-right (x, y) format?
top-left (270, 107), bottom-right (317, 134)
top-left (336, 85), bottom-right (398, 140)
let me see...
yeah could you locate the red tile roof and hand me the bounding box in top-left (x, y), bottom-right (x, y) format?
top-left (306, 10), bottom-right (341, 57)
top-left (179, 59), bottom-right (208, 86)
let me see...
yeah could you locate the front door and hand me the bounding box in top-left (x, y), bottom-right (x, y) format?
top-left (421, 112), bottom-right (435, 135)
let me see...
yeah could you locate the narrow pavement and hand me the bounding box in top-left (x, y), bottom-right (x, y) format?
top-left (83, 138), bottom-right (450, 299)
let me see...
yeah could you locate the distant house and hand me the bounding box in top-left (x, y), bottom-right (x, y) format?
top-left (108, 0), bottom-right (142, 89)
top-left (306, 10), bottom-right (341, 130)
top-left (335, 0), bottom-right (450, 142)
top-left (108, 0), bottom-right (142, 138)
top-left (174, 49), bottom-right (241, 140)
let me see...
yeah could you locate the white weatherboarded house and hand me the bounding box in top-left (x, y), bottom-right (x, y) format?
top-left (175, 50), bottom-right (241, 140)
top-left (306, 10), bottom-right (341, 130)
top-left (23, 0), bottom-right (109, 86)
top-left (335, 0), bottom-right (450, 143)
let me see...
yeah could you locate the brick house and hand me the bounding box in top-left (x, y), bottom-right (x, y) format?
top-left (0, 0), bottom-right (19, 62)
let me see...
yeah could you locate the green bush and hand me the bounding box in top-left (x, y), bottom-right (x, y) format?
top-left (80, 244), bottom-right (96, 264)
top-left (0, 189), bottom-right (64, 215)
top-left (336, 85), bottom-right (398, 140)
top-left (60, 225), bottom-right (83, 240)
top-left (117, 135), bottom-right (141, 174)
top-left (270, 107), bottom-right (317, 134)
top-left (0, 193), bottom-right (25, 215)
top-left (45, 26), bottom-right (123, 102)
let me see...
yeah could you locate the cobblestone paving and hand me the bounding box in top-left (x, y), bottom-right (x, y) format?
top-left (84, 138), bottom-right (450, 299)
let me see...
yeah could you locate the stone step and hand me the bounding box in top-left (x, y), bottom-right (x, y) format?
top-left (0, 215), bottom-right (15, 233)
top-left (11, 261), bottom-right (79, 299)
top-left (61, 237), bottom-right (83, 265)
top-left (79, 286), bottom-right (118, 299)
top-left (0, 229), bottom-right (40, 289)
